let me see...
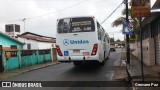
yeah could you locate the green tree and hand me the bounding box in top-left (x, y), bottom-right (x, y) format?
top-left (112, 8), bottom-right (138, 43)
top-left (116, 39), bottom-right (121, 42)
top-left (112, 8), bottom-right (131, 27)
top-left (110, 38), bottom-right (114, 42)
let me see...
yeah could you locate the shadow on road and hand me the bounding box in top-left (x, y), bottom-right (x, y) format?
top-left (68, 62), bottom-right (104, 73)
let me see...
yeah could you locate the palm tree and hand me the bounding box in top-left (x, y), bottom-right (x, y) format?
top-left (112, 8), bottom-right (138, 43)
top-left (112, 8), bottom-right (131, 27)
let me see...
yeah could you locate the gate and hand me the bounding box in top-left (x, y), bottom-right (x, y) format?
top-left (52, 48), bottom-right (57, 61)
top-left (0, 45), bottom-right (4, 72)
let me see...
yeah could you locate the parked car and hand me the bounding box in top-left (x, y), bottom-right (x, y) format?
top-left (110, 48), bottom-right (116, 52)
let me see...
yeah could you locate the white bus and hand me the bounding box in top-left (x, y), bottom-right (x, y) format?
top-left (56, 16), bottom-right (110, 65)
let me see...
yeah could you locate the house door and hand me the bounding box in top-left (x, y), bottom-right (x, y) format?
top-left (0, 45), bottom-right (4, 72)
top-left (153, 20), bottom-right (160, 65)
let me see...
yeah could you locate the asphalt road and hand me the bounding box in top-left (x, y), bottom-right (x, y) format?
top-left (0, 49), bottom-right (131, 90)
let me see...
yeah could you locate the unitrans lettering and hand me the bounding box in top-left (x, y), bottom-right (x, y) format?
top-left (70, 40), bottom-right (89, 44)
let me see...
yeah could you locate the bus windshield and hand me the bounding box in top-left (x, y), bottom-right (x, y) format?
top-left (57, 17), bottom-right (95, 33)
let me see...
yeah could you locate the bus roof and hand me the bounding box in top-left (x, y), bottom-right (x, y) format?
top-left (57, 16), bottom-right (95, 20)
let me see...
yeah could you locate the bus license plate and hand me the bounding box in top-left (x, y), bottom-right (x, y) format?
top-left (83, 52), bottom-right (90, 56)
top-left (73, 49), bottom-right (80, 53)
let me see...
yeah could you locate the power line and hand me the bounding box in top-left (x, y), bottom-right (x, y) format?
top-left (27, 0), bottom-right (88, 20)
top-left (0, 0), bottom-right (88, 23)
top-left (0, 0), bottom-right (121, 24)
top-left (101, 0), bottom-right (124, 24)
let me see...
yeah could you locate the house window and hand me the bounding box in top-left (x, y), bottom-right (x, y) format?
top-left (52, 44), bottom-right (55, 48)
top-left (6, 25), bottom-right (13, 32)
top-left (11, 45), bottom-right (17, 49)
top-left (27, 43), bottom-right (31, 49)
top-left (15, 25), bottom-right (20, 32)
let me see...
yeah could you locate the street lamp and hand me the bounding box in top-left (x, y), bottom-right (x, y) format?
top-left (22, 18), bottom-right (26, 33)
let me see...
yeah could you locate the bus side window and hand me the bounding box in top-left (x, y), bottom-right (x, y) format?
top-left (101, 28), bottom-right (104, 41)
top-left (104, 35), bottom-right (107, 42)
top-left (107, 36), bottom-right (110, 43)
top-left (104, 37), bottom-right (106, 42)
top-left (97, 22), bottom-right (101, 40)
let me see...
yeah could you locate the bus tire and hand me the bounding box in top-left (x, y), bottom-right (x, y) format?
top-left (104, 51), bottom-right (106, 61)
top-left (99, 60), bottom-right (105, 65)
top-left (106, 52), bottom-right (110, 60)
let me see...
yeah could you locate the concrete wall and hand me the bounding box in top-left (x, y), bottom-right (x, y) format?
top-left (2, 49), bottom-right (53, 71)
top-left (18, 37), bottom-right (38, 49)
top-left (130, 38), bottom-right (155, 65)
top-left (18, 37), bottom-right (56, 49)
top-left (38, 42), bottom-right (56, 49)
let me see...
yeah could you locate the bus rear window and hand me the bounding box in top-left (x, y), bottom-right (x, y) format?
top-left (57, 17), bottom-right (95, 33)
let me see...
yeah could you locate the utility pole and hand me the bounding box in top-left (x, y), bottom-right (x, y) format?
top-left (139, 18), bottom-right (144, 82)
top-left (22, 18), bottom-right (26, 44)
top-left (125, 0), bottom-right (131, 83)
top-left (126, 0), bottom-right (130, 65)
top-left (22, 18), bottom-right (26, 33)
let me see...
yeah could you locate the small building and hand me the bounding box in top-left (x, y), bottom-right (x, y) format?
top-left (0, 31), bottom-right (24, 50)
top-left (5, 24), bottom-right (20, 38)
top-left (110, 42), bottom-right (125, 48)
top-left (0, 30), bottom-right (24, 72)
top-left (16, 32), bottom-right (56, 50)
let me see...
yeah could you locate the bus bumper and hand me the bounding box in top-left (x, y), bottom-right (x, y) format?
top-left (57, 55), bottom-right (99, 62)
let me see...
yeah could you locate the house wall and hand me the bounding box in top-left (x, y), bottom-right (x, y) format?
top-left (130, 38), bottom-right (155, 65)
top-left (38, 42), bottom-right (55, 49)
top-left (18, 37), bottom-right (56, 49)
top-left (18, 37), bottom-right (39, 49)
top-left (0, 35), bottom-right (23, 49)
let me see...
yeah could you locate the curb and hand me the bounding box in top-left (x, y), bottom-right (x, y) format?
top-left (20, 62), bottom-right (61, 74)
top-left (0, 62), bottom-right (61, 80)
top-left (121, 52), bottom-right (133, 86)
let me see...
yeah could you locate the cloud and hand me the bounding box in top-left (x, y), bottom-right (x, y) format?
top-left (0, 0), bottom-right (130, 40)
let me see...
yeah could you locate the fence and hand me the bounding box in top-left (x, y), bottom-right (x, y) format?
top-left (1, 48), bottom-right (56, 71)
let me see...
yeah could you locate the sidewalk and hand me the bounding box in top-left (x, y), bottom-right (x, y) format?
top-left (0, 61), bottom-right (60, 80)
top-left (122, 52), bottom-right (160, 90)
top-left (128, 53), bottom-right (160, 81)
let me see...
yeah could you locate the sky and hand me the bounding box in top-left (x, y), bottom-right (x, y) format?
top-left (0, 0), bottom-right (157, 40)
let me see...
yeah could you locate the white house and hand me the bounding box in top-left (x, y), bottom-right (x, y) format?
top-left (16, 32), bottom-right (56, 49)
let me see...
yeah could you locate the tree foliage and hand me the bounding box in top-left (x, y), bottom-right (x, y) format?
top-left (112, 7), bottom-right (138, 43)
top-left (116, 39), bottom-right (121, 42)
top-left (112, 17), bottom-right (124, 27)
top-left (110, 38), bottom-right (114, 42)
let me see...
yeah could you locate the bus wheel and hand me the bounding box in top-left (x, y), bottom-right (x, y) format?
top-left (106, 52), bottom-right (110, 60)
top-left (99, 60), bottom-right (105, 65)
top-left (104, 51), bottom-right (106, 61)
top-left (73, 62), bottom-right (82, 66)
